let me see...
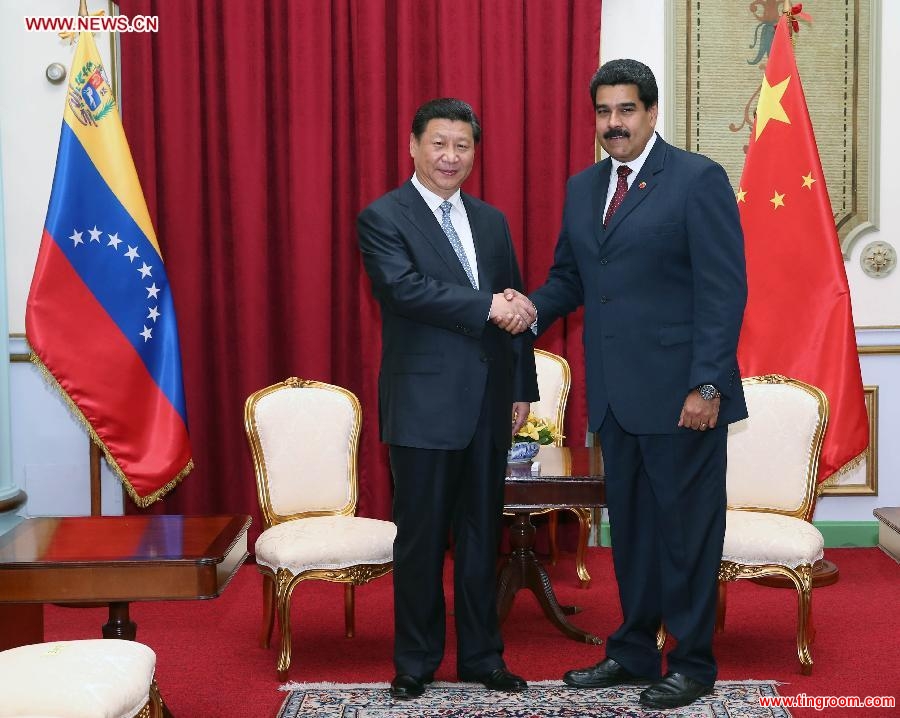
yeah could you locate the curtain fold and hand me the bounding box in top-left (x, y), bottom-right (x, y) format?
top-left (119, 0), bottom-right (600, 545)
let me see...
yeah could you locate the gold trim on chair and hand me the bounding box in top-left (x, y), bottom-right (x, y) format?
top-left (719, 560), bottom-right (815, 673)
top-left (245, 378), bottom-right (395, 681)
top-left (717, 374), bottom-right (828, 675)
top-left (520, 350), bottom-right (593, 587)
top-left (533, 348), bottom-right (571, 440)
top-left (244, 377), bottom-right (362, 529)
top-left (729, 374), bottom-right (828, 522)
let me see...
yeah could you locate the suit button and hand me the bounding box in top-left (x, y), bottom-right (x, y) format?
top-left (600, 258), bottom-right (609, 265)
top-left (600, 296), bottom-right (609, 303)
top-left (480, 355), bottom-right (489, 363)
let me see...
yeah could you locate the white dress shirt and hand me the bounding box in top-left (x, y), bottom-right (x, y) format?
top-left (411, 173), bottom-right (480, 289)
top-left (602, 132), bottom-right (657, 219)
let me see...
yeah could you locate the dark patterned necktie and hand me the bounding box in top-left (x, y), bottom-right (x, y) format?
top-left (603, 164), bottom-right (632, 226)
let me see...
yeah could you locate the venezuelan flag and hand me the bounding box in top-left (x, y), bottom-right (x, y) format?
top-left (26, 31), bottom-right (192, 506)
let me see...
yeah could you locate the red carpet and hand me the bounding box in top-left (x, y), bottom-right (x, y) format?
top-left (44, 546), bottom-right (898, 717)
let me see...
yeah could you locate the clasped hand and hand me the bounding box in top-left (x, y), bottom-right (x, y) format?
top-left (489, 289), bottom-right (536, 335)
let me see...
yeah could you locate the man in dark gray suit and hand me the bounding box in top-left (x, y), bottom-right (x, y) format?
top-left (358, 98), bottom-right (538, 700)
top-left (527, 60), bottom-right (748, 710)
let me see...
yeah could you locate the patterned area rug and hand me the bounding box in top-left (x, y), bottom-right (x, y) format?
top-left (277, 680), bottom-right (791, 717)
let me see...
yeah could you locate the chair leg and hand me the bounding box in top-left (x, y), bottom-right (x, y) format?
top-left (715, 580), bottom-right (727, 633)
top-left (344, 584), bottom-right (355, 638)
top-left (149, 680), bottom-right (166, 718)
top-left (275, 568), bottom-right (295, 681)
top-left (260, 571), bottom-right (276, 649)
top-left (573, 508), bottom-right (592, 588)
top-left (794, 566), bottom-right (815, 675)
top-left (548, 511), bottom-right (560, 565)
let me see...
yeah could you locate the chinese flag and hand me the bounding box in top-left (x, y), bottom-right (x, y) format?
top-left (736, 14), bottom-right (868, 482)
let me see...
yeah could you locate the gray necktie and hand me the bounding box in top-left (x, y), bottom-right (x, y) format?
top-left (439, 200), bottom-right (477, 288)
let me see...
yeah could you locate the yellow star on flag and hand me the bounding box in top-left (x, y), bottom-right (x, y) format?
top-left (736, 187), bottom-right (747, 203)
top-left (770, 190), bottom-right (786, 209)
top-left (755, 75), bottom-right (791, 140)
top-left (801, 172), bottom-right (815, 189)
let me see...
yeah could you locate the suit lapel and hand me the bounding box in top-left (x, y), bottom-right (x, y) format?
top-left (592, 160), bottom-right (612, 247)
top-left (398, 181), bottom-right (473, 286)
top-left (601, 134), bottom-right (668, 242)
top-left (462, 193), bottom-right (492, 290)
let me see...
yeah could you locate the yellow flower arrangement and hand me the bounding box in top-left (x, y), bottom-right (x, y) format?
top-left (513, 414), bottom-right (564, 446)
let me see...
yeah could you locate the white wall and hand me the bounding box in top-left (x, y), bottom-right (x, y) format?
top-left (600, 0), bottom-right (899, 523)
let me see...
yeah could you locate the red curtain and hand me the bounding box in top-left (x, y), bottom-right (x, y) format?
top-left (118, 0), bottom-right (599, 542)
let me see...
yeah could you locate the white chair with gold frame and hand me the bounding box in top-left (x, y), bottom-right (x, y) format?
top-left (529, 349), bottom-right (592, 587)
top-left (0, 639), bottom-right (164, 718)
top-left (244, 377), bottom-right (396, 681)
top-left (717, 374), bottom-right (828, 675)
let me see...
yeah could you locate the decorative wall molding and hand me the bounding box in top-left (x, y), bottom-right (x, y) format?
top-left (820, 385), bottom-right (878, 496)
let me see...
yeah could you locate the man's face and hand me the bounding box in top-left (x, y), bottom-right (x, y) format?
top-left (409, 119), bottom-right (476, 199)
top-left (594, 83), bottom-right (658, 163)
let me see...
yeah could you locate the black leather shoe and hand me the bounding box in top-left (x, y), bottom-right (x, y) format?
top-left (639, 672), bottom-right (713, 709)
top-left (460, 667), bottom-right (527, 692)
top-left (389, 673), bottom-right (433, 700)
top-left (563, 657), bottom-right (648, 689)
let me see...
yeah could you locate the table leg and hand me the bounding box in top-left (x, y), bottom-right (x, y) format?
top-left (102, 601), bottom-right (137, 640)
top-left (498, 513), bottom-right (602, 645)
top-left (103, 604), bottom-right (175, 717)
top-left (0, 603), bottom-right (43, 649)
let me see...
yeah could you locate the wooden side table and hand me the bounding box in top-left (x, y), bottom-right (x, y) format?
top-left (0, 514), bottom-right (250, 644)
top-left (500, 446), bottom-right (605, 644)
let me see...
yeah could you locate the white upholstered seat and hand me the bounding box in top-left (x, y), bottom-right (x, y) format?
top-left (718, 374), bottom-right (829, 675)
top-left (0, 639), bottom-right (162, 718)
top-left (244, 377), bottom-right (396, 681)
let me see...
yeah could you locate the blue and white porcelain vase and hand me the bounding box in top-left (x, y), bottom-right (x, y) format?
top-left (508, 440), bottom-right (540, 464)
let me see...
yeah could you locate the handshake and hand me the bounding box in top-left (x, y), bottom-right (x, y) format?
top-left (490, 289), bottom-right (536, 335)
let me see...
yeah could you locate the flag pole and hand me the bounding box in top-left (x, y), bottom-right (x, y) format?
top-left (75, 0), bottom-right (103, 515)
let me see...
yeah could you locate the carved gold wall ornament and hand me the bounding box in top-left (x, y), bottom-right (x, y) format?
top-left (860, 240), bottom-right (896, 277)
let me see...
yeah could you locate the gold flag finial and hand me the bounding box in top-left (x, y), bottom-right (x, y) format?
top-left (78, 0), bottom-right (88, 16)
top-left (782, 2), bottom-right (803, 41)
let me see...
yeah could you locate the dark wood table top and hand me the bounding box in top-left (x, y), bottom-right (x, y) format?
top-left (0, 514), bottom-right (251, 604)
top-left (504, 445), bottom-right (605, 510)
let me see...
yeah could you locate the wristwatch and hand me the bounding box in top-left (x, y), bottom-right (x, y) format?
top-left (697, 384), bottom-right (721, 401)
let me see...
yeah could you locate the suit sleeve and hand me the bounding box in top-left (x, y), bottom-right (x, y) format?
top-left (358, 204), bottom-right (493, 337)
top-left (686, 162), bottom-right (747, 395)
top-left (529, 180), bottom-right (586, 334)
top-left (503, 218), bottom-right (540, 403)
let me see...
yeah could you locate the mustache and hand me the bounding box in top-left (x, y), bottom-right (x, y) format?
top-left (603, 129), bottom-right (630, 140)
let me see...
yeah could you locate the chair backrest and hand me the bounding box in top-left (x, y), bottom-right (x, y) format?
top-left (726, 374), bottom-right (828, 519)
top-left (244, 377), bottom-right (361, 528)
top-left (532, 349), bottom-right (571, 446)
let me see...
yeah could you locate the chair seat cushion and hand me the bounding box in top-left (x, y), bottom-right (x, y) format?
top-left (255, 515), bottom-right (396, 575)
top-left (722, 510), bottom-right (824, 567)
top-left (0, 639), bottom-right (155, 718)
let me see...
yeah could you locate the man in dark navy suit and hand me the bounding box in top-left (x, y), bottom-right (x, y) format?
top-left (527, 60), bottom-right (748, 710)
top-left (358, 98), bottom-right (538, 700)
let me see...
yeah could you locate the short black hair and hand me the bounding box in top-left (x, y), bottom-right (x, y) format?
top-left (589, 59), bottom-right (658, 109)
top-left (411, 98), bottom-right (482, 144)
